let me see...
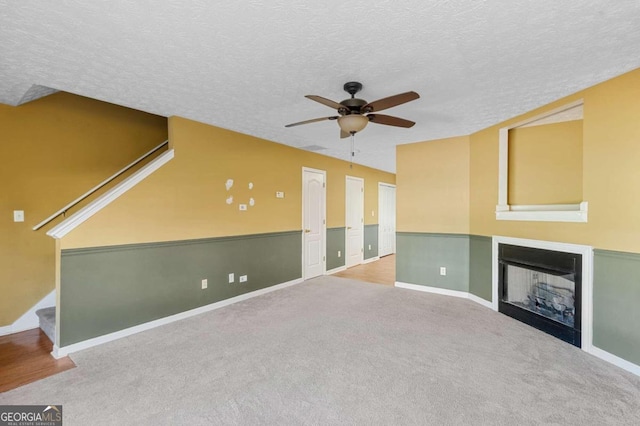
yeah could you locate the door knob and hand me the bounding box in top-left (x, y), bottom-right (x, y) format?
top-left (347, 226), bottom-right (352, 230)
top-left (305, 229), bottom-right (311, 233)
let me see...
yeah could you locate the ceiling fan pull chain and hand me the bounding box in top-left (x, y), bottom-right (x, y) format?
top-left (350, 134), bottom-right (355, 169)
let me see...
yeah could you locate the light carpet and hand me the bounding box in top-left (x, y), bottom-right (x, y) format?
top-left (2, 276), bottom-right (640, 425)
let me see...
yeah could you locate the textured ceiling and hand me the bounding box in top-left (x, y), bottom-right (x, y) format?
top-left (2, 1), bottom-right (640, 172)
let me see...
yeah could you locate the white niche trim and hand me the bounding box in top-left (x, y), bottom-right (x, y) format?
top-left (496, 99), bottom-right (587, 223)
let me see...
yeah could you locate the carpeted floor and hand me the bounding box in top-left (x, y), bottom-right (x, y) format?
top-left (2, 276), bottom-right (640, 425)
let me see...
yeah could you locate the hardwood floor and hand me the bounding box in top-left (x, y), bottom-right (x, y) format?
top-left (334, 254), bottom-right (395, 286)
top-left (0, 328), bottom-right (75, 393)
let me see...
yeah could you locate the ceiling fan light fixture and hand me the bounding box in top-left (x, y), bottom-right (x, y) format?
top-left (338, 114), bottom-right (368, 134)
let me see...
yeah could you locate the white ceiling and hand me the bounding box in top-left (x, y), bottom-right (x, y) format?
top-left (2, 1), bottom-right (640, 172)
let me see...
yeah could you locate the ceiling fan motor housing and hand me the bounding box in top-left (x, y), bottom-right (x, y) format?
top-left (340, 97), bottom-right (367, 114)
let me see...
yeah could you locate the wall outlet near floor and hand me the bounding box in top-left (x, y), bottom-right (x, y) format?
top-left (239, 204), bottom-right (247, 211)
top-left (239, 275), bottom-right (247, 283)
top-left (368, 244), bottom-right (372, 250)
top-left (228, 273), bottom-right (235, 283)
top-left (338, 250), bottom-right (341, 258)
top-left (440, 267), bottom-right (447, 276)
top-left (201, 279), bottom-right (208, 289)
top-left (276, 191), bottom-right (285, 198)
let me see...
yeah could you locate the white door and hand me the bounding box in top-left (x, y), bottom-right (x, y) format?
top-left (303, 168), bottom-right (326, 279)
top-left (378, 183), bottom-right (396, 257)
top-left (345, 176), bottom-right (364, 268)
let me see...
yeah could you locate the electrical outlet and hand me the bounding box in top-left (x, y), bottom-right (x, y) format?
top-left (440, 267), bottom-right (447, 276)
top-left (201, 279), bottom-right (208, 289)
top-left (338, 250), bottom-right (341, 258)
top-left (239, 275), bottom-right (247, 283)
top-left (368, 244), bottom-right (372, 250)
top-left (228, 273), bottom-right (234, 283)
top-left (239, 204), bottom-right (247, 211)
top-left (13, 210), bottom-right (24, 222)
top-left (276, 191), bottom-right (285, 198)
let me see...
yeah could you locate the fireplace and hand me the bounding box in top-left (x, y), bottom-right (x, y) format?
top-left (498, 243), bottom-right (582, 347)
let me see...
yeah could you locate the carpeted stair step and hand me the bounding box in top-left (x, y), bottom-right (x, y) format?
top-left (35, 306), bottom-right (55, 344)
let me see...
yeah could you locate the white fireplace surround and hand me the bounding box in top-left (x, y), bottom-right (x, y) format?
top-left (492, 236), bottom-right (593, 353)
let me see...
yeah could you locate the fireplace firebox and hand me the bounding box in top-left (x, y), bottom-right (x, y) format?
top-left (498, 244), bottom-right (582, 347)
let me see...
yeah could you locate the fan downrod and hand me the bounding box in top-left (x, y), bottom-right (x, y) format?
top-left (343, 81), bottom-right (363, 98)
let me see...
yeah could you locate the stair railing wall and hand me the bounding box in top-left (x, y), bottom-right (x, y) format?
top-left (32, 140), bottom-right (168, 231)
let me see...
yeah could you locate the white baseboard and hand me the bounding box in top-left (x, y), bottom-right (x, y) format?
top-left (0, 290), bottom-right (56, 336)
top-left (52, 277), bottom-right (303, 358)
top-left (468, 293), bottom-right (494, 310)
top-left (395, 281), bottom-right (469, 299)
top-left (395, 281), bottom-right (493, 310)
top-left (325, 265), bottom-right (347, 275)
top-left (587, 345), bottom-right (640, 377)
top-left (363, 256), bottom-right (380, 264)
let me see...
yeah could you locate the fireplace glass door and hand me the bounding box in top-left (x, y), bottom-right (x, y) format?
top-left (503, 264), bottom-right (575, 328)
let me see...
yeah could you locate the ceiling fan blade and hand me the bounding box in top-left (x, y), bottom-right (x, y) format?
top-left (362, 91), bottom-right (420, 113)
top-left (285, 116), bottom-right (338, 128)
top-left (368, 114), bottom-right (416, 128)
top-left (305, 95), bottom-right (346, 111)
top-left (340, 130), bottom-right (350, 139)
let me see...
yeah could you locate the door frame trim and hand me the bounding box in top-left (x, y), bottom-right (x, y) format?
top-left (302, 167), bottom-right (327, 280)
top-left (345, 175), bottom-right (365, 268)
top-left (378, 182), bottom-right (396, 257)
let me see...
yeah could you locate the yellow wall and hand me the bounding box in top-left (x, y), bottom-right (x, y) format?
top-left (470, 70), bottom-right (640, 252)
top-left (396, 135), bottom-right (470, 234)
top-left (61, 116), bottom-right (395, 249)
top-left (0, 92), bottom-right (168, 325)
top-left (508, 120), bottom-right (583, 205)
top-left (398, 67), bottom-right (640, 253)
top-left (469, 68), bottom-right (640, 252)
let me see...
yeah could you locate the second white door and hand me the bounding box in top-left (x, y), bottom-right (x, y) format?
top-left (345, 176), bottom-right (364, 268)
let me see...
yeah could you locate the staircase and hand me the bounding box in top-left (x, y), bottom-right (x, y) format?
top-left (35, 307), bottom-right (55, 343)
top-left (24, 141), bottom-right (172, 347)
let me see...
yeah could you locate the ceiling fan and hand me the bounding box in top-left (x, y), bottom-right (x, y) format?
top-left (285, 82), bottom-right (420, 138)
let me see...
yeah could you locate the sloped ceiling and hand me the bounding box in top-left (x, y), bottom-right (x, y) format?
top-left (2, 1), bottom-right (640, 172)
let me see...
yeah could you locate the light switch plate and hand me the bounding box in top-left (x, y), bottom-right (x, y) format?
top-left (276, 191), bottom-right (284, 198)
top-left (228, 273), bottom-right (234, 283)
top-left (13, 210), bottom-right (24, 222)
top-left (201, 279), bottom-right (208, 289)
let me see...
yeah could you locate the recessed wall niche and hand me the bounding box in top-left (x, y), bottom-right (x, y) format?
top-left (496, 100), bottom-right (588, 222)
